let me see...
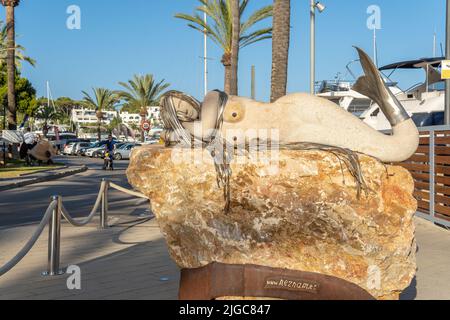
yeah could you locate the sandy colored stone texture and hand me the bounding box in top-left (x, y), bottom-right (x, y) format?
top-left (127, 145), bottom-right (417, 300)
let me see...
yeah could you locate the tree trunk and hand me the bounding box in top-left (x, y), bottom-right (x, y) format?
top-left (270, 0), bottom-right (291, 103)
top-left (96, 110), bottom-right (104, 141)
top-left (222, 53), bottom-right (232, 94)
top-left (97, 119), bottom-right (102, 141)
top-left (97, 123), bottom-right (101, 141)
top-left (230, 0), bottom-right (240, 96)
top-left (5, 4), bottom-right (17, 129)
top-left (43, 122), bottom-right (48, 137)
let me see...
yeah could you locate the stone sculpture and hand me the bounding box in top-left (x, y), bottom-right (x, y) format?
top-left (127, 47), bottom-right (418, 300)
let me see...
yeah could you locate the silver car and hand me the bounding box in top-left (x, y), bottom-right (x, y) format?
top-left (63, 142), bottom-right (77, 155)
top-left (114, 144), bottom-right (141, 160)
top-left (72, 142), bottom-right (92, 155)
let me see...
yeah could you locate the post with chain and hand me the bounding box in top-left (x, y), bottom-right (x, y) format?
top-left (42, 196), bottom-right (64, 276)
top-left (100, 179), bottom-right (109, 229)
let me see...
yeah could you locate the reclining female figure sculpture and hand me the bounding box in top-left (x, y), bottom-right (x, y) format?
top-left (161, 47), bottom-right (419, 163)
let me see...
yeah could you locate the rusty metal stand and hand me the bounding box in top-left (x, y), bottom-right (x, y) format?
top-left (179, 262), bottom-right (375, 300)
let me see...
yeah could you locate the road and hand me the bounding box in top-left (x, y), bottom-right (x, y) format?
top-left (0, 156), bottom-right (150, 228)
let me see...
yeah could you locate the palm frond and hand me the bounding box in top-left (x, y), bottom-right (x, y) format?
top-left (0, 20), bottom-right (36, 69)
top-left (82, 88), bottom-right (117, 112)
top-left (116, 74), bottom-right (170, 109)
top-left (240, 27), bottom-right (272, 48)
top-left (240, 5), bottom-right (273, 34)
top-left (175, 0), bottom-right (272, 54)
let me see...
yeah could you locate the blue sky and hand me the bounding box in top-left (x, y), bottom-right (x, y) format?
top-left (0, 0), bottom-right (446, 102)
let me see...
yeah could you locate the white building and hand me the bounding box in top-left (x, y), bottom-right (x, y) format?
top-left (71, 106), bottom-right (161, 127)
top-left (71, 108), bottom-right (117, 126)
top-left (119, 112), bottom-right (141, 125)
top-left (147, 106), bottom-right (161, 122)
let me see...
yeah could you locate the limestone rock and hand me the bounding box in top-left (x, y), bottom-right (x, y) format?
top-left (127, 145), bottom-right (417, 300)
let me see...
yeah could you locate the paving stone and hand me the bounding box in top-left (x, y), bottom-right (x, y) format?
top-left (1, 216), bottom-right (449, 300)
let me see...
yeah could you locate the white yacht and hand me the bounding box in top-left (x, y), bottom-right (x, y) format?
top-left (317, 61), bottom-right (370, 117)
top-left (317, 57), bottom-right (445, 131)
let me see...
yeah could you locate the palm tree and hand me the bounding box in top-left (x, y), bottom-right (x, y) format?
top-left (175, 0), bottom-right (273, 94)
top-left (270, 0), bottom-right (291, 102)
top-left (230, 0), bottom-right (240, 95)
top-left (1, 0), bottom-right (20, 129)
top-left (116, 74), bottom-right (169, 141)
top-left (107, 115), bottom-right (122, 134)
top-left (82, 88), bottom-right (117, 141)
top-left (129, 122), bottom-right (140, 140)
top-left (0, 21), bottom-right (35, 68)
top-left (35, 104), bottom-right (57, 137)
top-left (116, 74), bottom-right (169, 112)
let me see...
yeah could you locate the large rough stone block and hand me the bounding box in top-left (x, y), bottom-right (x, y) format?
top-left (127, 145), bottom-right (417, 300)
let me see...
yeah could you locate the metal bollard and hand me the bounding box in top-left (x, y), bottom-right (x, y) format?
top-left (42, 196), bottom-right (64, 276)
top-left (100, 179), bottom-right (109, 229)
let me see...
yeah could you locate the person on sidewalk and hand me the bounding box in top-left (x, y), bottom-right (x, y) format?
top-left (21, 128), bottom-right (37, 166)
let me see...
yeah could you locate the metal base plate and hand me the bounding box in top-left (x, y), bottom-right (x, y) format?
top-left (41, 270), bottom-right (65, 277)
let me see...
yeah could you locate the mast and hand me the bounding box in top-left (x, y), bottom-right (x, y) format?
top-left (47, 81), bottom-right (50, 112)
top-left (203, 9), bottom-right (208, 97)
top-left (47, 81), bottom-right (59, 125)
top-left (373, 28), bottom-right (378, 67)
top-left (433, 29), bottom-right (437, 57)
top-left (251, 65), bottom-right (255, 99)
top-left (432, 30), bottom-right (437, 91)
top-left (433, 30), bottom-right (437, 57)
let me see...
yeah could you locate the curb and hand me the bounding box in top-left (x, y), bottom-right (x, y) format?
top-left (19, 165), bottom-right (69, 177)
top-left (0, 166), bottom-right (88, 192)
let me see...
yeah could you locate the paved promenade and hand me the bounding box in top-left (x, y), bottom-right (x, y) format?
top-left (0, 216), bottom-right (449, 300)
top-left (0, 217), bottom-right (179, 300)
top-left (406, 218), bottom-right (450, 300)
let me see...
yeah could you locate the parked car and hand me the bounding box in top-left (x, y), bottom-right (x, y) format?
top-left (114, 143), bottom-right (142, 160)
top-left (114, 142), bottom-right (128, 150)
top-left (85, 139), bottom-right (117, 158)
top-left (72, 142), bottom-right (92, 155)
top-left (63, 142), bottom-right (77, 155)
top-left (99, 142), bottom-right (128, 159)
top-left (85, 146), bottom-right (103, 158)
top-left (79, 142), bottom-right (97, 156)
top-left (47, 133), bottom-right (78, 151)
top-left (144, 133), bottom-right (161, 145)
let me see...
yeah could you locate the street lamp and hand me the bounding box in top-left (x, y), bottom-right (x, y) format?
top-left (315, 2), bottom-right (326, 13)
top-left (310, 1), bottom-right (326, 95)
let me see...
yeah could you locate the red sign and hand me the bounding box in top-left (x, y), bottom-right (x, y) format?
top-left (141, 120), bottom-right (151, 131)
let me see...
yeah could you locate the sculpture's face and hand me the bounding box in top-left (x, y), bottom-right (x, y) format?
top-left (178, 98), bottom-right (200, 120)
top-left (223, 99), bottom-right (245, 124)
top-left (164, 95), bottom-right (200, 121)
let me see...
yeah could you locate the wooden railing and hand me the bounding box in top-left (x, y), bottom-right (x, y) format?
top-left (399, 125), bottom-right (450, 227)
